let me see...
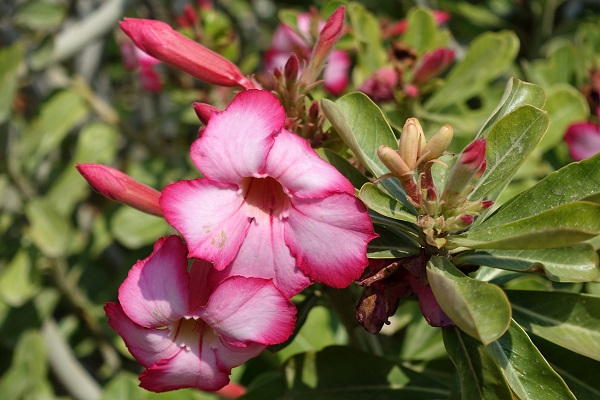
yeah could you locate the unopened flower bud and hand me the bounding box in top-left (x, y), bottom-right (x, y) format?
top-left (481, 199), bottom-right (494, 209)
top-left (419, 124), bottom-right (453, 163)
top-left (459, 214), bottom-right (474, 226)
top-left (399, 118), bottom-right (425, 170)
top-left (441, 138), bottom-right (487, 208)
top-left (412, 48), bottom-right (455, 86)
top-left (76, 164), bottom-right (163, 217)
top-left (284, 53), bottom-right (300, 82)
top-left (378, 145), bottom-right (412, 179)
top-left (193, 102), bottom-right (220, 125)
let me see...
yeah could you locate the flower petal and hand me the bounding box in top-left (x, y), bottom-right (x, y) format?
top-left (213, 218), bottom-right (312, 298)
top-left (190, 90), bottom-right (286, 184)
top-left (139, 329), bottom-right (230, 392)
top-left (564, 121), bottom-right (600, 161)
top-left (266, 129), bottom-right (354, 198)
top-left (105, 302), bottom-right (179, 368)
top-left (160, 179), bottom-right (250, 270)
top-left (119, 236), bottom-right (190, 328)
top-left (285, 193), bottom-right (377, 288)
top-left (200, 276), bottom-right (296, 345)
top-left (323, 50), bottom-right (350, 95)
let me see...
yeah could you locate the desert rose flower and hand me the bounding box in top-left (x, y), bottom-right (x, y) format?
top-left (564, 121), bottom-right (600, 161)
top-left (105, 235), bottom-right (296, 392)
top-left (160, 90), bottom-right (376, 297)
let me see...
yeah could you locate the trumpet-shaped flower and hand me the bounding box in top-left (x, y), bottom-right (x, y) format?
top-left (160, 90), bottom-right (376, 297)
top-left (105, 235), bottom-right (296, 392)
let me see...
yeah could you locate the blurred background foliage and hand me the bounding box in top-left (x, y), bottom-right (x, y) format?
top-left (1, 0), bottom-right (599, 399)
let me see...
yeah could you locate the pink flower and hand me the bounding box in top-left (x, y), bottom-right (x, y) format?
top-left (120, 18), bottom-right (254, 90)
top-left (105, 235), bottom-right (296, 392)
top-left (120, 40), bottom-right (163, 92)
top-left (160, 90), bottom-right (376, 297)
top-left (76, 164), bottom-right (163, 216)
top-left (359, 67), bottom-right (398, 102)
top-left (564, 121), bottom-right (600, 161)
top-left (264, 9), bottom-right (350, 95)
top-left (411, 48), bottom-right (454, 86)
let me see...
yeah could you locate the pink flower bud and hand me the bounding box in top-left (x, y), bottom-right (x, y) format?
top-left (358, 67), bottom-right (397, 102)
top-left (412, 48), bottom-right (455, 85)
top-left (300, 6), bottom-right (345, 86)
top-left (176, 4), bottom-right (198, 28)
top-left (481, 200), bottom-right (494, 209)
top-left (284, 53), bottom-right (300, 82)
top-left (215, 382), bottom-right (246, 399)
top-left (563, 121), bottom-right (600, 161)
top-left (193, 102), bottom-right (220, 125)
top-left (461, 138), bottom-right (487, 170)
top-left (76, 164), bottom-right (163, 217)
top-left (459, 214), bottom-right (474, 225)
top-left (120, 18), bottom-right (254, 90)
top-left (441, 138), bottom-right (487, 208)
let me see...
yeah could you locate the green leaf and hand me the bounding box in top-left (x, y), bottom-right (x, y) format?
top-left (283, 346), bottom-right (451, 399)
top-left (0, 43), bottom-right (24, 124)
top-left (424, 31), bottom-right (519, 110)
top-left (427, 256), bottom-right (511, 344)
top-left (477, 152), bottom-right (600, 228)
top-left (453, 244), bottom-right (600, 282)
top-left (359, 183), bottom-right (417, 223)
top-left (322, 93), bottom-right (415, 211)
top-left (403, 8), bottom-right (447, 55)
top-left (111, 207), bottom-right (172, 249)
top-left (367, 224), bottom-right (421, 259)
top-left (469, 105), bottom-right (549, 201)
top-left (25, 198), bottom-right (73, 257)
top-left (537, 84), bottom-right (589, 153)
top-left (315, 148), bottom-right (369, 189)
top-left (347, 3), bottom-right (387, 77)
top-left (0, 249), bottom-right (38, 307)
top-left (532, 336), bottom-right (600, 400)
top-left (443, 328), bottom-right (513, 400)
top-left (101, 372), bottom-right (145, 400)
top-left (15, 0), bottom-right (66, 30)
top-left (451, 201), bottom-right (600, 250)
top-left (507, 290), bottom-right (600, 361)
top-left (476, 78), bottom-right (546, 140)
top-left (486, 320), bottom-right (576, 399)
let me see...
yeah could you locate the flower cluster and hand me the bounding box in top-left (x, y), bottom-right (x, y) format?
top-left (78, 10), bottom-right (376, 393)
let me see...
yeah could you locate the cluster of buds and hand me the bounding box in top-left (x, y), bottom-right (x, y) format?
top-left (378, 118), bottom-right (492, 248)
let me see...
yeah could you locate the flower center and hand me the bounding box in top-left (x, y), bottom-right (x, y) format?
top-left (171, 318), bottom-right (206, 350)
top-left (241, 177), bottom-right (291, 222)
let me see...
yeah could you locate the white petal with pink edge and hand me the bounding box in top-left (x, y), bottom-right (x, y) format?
top-left (118, 236), bottom-right (190, 328)
top-left (190, 90), bottom-right (285, 184)
top-left (160, 179), bottom-right (250, 270)
top-left (266, 129), bottom-right (354, 198)
top-left (105, 302), bottom-right (179, 368)
top-left (213, 218), bottom-right (311, 298)
top-left (285, 193), bottom-right (377, 288)
top-left (200, 276), bottom-right (296, 345)
top-left (139, 328), bottom-right (230, 392)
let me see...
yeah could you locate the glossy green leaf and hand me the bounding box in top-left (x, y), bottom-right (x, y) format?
top-left (322, 93), bottom-right (415, 211)
top-left (359, 183), bottom-right (417, 223)
top-left (507, 290), bottom-right (600, 361)
top-left (424, 31), bottom-right (519, 110)
top-left (477, 152), bottom-right (600, 228)
top-left (315, 148), bottom-right (369, 190)
top-left (443, 328), bottom-right (513, 400)
top-left (486, 320), bottom-right (576, 399)
top-left (403, 8), bottom-right (448, 55)
top-left (537, 84), bottom-right (589, 153)
top-left (0, 43), bottom-right (23, 124)
top-left (367, 225), bottom-right (421, 259)
top-left (532, 336), bottom-right (600, 400)
top-left (24, 198), bottom-right (73, 257)
top-left (469, 105), bottom-right (549, 201)
top-left (453, 244), bottom-right (600, 282)
top-left (476, 78), bottom-right (546, 140)
top-left (283, 346), bottom-right (451, 399)
top-left (451, 201), bottom-right (600, 250)
top-left (427, 256), bottom-right (511, 344)
top-left (111, 207), bottom-right (172, 249)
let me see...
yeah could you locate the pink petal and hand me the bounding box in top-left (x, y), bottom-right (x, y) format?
top-left (105, 302), bottom-right (179, 368)
top-left (160, 179), bottom-right (250, 270)
top-left (323, 50), bottom-right (350, 95)
top-left (200, 276), bottom-right (296, 345)
top-left (118, 236), bottom-right (190, 328)
top-left (285, 193), bottom-right (377, 288)
top-left (190, 90), bottom-right (286, 185)
top-left (266, 129), bottom-right (354, 198)
top-left (187, 259), bottom-right (216, 316)
top-left (213, 218), bottom-right (312, 298)
top-left (564, 121), bottom-right (600, 161)
top-left (212, 339), bottom-right (265, 372)
top-left (139, 329), bottom-right (230, 392)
